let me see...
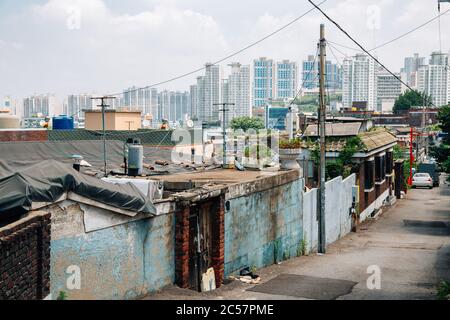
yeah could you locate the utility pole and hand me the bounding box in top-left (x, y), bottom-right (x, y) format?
top-left (91, 96), bottom-right (116, 177)
top-left (318, 24), bottom-right (327, 254)
top-left (213, 102), bottom-right (235, 168)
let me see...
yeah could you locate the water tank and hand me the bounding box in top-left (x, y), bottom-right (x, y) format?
top-left (0, 114), bottom-right (20, 129)
top-left (128, 138), bottom-right (143, 176)
top-left (52, 115), bottom-right (74, 130)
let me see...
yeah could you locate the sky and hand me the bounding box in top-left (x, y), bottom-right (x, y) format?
top-left (0, 0), bottom-right (449, 100)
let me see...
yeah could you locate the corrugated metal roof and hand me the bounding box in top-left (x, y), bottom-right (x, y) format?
top-left (303, 122), bottom-right (362, 137)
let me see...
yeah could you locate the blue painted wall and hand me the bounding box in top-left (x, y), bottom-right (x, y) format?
top-left (224, 179), bottom-right (304, 277)
top-left (50, 212), bottom-right (174, 300)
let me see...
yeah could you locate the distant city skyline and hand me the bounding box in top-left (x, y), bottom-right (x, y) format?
top-left (1, 0), bottom-right (449, 99)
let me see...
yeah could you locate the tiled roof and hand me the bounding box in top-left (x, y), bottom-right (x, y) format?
top-left (359, 129), bottom-right (397, 152)
top-left (302, 128), bottom-right (397, 154)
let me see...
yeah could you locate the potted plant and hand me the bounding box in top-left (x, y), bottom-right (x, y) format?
top-left (279, 138), bottom-right (302, 170)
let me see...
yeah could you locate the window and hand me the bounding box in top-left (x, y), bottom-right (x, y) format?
top-left (364, 159), bottom-right (375, 191)
top-left (386, 151), bottom-right (393, 175)
top-left (375, 154), bottom-right (386, 183)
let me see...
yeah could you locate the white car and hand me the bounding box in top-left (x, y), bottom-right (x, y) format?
top-left (412, 173), bottom-right (433, 189)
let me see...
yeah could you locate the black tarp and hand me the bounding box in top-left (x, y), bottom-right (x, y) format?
top-left (0, 159), bottom-right (156, 224)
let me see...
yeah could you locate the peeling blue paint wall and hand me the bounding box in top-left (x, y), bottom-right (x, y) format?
top-left (224, 178), bottom-right (304, 277)
top-left (50, 208), bottom-right (174, 300)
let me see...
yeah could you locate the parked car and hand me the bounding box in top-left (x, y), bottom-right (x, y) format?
top-left (418, 161), bottom-right (440, 187)
top-left (412, 173), bottom-right (433, 189)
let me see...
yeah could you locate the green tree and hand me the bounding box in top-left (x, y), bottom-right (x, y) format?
top-left (393, 90), bottom-right (432, 114)
top-left (230, 116), bottom-right (265, 131)
top-left (438, 105), bottom-right (450, 142)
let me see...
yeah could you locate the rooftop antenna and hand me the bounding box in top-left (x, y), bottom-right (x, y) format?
top-left (90, 96), bottom-right (116, 177)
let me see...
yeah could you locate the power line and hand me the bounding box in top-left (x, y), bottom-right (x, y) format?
top-left (327, 8), bottom-right (450, 53)
top-left (109, 0), bottom-right (328, 97)
top-left (308, 0), bottom-right (438, 108)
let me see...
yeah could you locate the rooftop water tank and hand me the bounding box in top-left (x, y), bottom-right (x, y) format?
top-left (0, 114), bottom-right (20, 129)
top-left (52, 115), bottom-right (74, 130)
top-left (127, 138), bottom-right (143, 176)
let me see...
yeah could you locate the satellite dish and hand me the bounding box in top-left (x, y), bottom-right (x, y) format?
top-left (186, 119), bottom-right (194, 128)
top-left (143, 120), bottom-right (150, 127)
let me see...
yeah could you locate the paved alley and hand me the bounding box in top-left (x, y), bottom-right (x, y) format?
top-left (146, 175), bottom-right (450, 300)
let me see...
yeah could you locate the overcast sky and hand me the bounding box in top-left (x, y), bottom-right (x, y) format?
top-left (0, 0), bottom-right (449, 100)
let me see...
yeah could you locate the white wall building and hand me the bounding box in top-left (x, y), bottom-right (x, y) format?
top-left (195, 63), bottom-right (222, 123)
top-left (417, 51), bottom-right (449, 107)
top-left (157, 90), bottom-right (190, 123)
top-left (64, 94), bottom-right (93, 120)
top-left (376, 71), bottom-right (402, 113)
top-left (342, 54), bottom-right (377, 110)
top-left (23, 94), bottom-right (59, 118)
top-left (400, 53), bottom-right (426, 89)
top-left (221, 63), bottom-right (251, 125)
top-left (122, 87), bottom-right (158, 118)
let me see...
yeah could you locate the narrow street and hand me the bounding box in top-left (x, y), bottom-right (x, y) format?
top-left (147, 175), bottom-right (450, 300)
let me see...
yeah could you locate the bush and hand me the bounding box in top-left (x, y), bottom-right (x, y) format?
top-left (326, 161), bottom-right (344, 180)
top-left (279, 138), bottom-right (301, 149)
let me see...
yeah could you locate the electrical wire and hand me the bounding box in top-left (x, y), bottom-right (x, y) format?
top-left (327, 8), bottom-right (450, 53)
top-left (308, 0), bottom-right (439, 108)
top-left (108, 0), bottom-right (328, 98)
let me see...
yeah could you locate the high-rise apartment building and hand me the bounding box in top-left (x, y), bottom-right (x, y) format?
top-left (194, 63), bottom-right (222, 123)
top-left (400, 53), bottom-right (426, 88)
top-left (221, 63), bottom-right (251, 125)
top-left (376, 71), bottom-right (402, 112)
top-left (253, 57), bottom-right (276, 108)
top-left (123, 87), bottom-right (158, 118)
top-left (417, 51), bottom-right (449, 107)
top-left (23, 94), bottom-right (58, 118)
top-left (65, 94), bottom-right (93, 120)
top-left (276, 60), bottom-right (298, 99)
top-left (158, 90), bottom-right (190, 123)
top-left (190, 84), bottom-right (199, 120)
top-left (253, 58), bottom-right (299, 107)
top-left (302, 55), bottom-right (342, 90)
top-left (342, 54), bottom-right (377, 110)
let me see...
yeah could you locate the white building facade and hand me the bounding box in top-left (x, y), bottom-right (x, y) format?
top-left (342, 54), bottom-right (378, 110)
top-left (417, 51), bottom-right (449, 107)
top-left (221, 63), bottom-right (251, 125)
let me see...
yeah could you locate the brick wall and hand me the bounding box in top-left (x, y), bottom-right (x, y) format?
top-left (0, 130), bottom-right (48, 142)
top-left (174, 197), bottom-right (225, 290)
top-left (210, 197), bottom-right (225, 287)
top-left (0, 211), bottom-right (51, 300)
top-left (174, 207), bottom-right (190, 289)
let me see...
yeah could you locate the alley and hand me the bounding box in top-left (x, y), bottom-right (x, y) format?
top-left (147, 175), bottom-right (450, 300)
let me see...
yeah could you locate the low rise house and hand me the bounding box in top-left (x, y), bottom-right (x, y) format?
top-left (0, 126), bottom-right (399, 300)
top-left (300, 123), bottom-right (398, 220)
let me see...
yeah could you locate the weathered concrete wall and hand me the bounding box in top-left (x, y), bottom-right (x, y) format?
top-left (47, 201), bottom-right (174, 300)
top-left (224, 178), bottom-right (304, 277)
top-left (302, 174), bottom-right (356, 254)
